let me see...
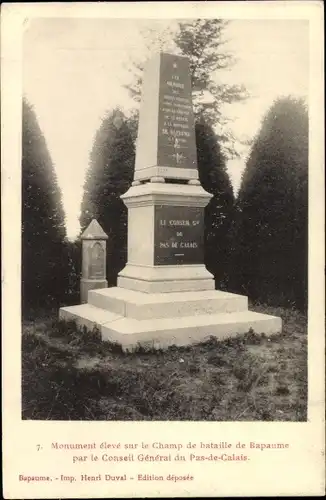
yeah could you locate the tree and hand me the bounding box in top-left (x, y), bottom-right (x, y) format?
top-left (22, 99), bottom-right (67, 313)
top-left (233, 96), bottom-right (308, 309)
top-left (125, 19), bottom-right (248, 158)
top-left (80, 108), bottom-right (135, 285)
top-left (124, 21), bottom-right (176, 103)
top-left (195, 118), bottom-right (235, 285)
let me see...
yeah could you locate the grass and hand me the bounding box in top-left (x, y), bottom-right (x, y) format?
top-left (22, 304), bottom-right (307, 421)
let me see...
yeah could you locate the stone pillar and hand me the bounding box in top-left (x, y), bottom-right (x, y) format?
top-left (80, 219), bottom-right (108, 304)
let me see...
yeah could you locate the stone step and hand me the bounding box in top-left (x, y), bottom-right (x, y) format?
top-left (102, 311), bottom-right (282, 350)
top-left (88, 287), bottom-right (248, 320)
top-left (59, 304), bottom-right (122, 332)
top-left (59, 304), bottom-right (282, 352)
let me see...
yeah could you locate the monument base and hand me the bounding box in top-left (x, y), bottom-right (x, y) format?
top-left (118, 264), bottom-right (214, 293)
top-left (133, 165), bottom-right (198, 183)
top-left (59, 287), bottom-right (282, 351)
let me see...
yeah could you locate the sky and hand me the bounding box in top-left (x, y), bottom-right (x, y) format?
top-left (23, 18), bottom-right (309, 240)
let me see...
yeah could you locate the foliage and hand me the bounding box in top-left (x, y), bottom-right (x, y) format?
top-left (174, 20), bottom-right (248, 127)
top-left (63, 239), bottom-right (82, 305)
top-left (22, 99), bottom-right (67, 311)
top-left (125, 19), bottom-right (248, 157)
top-left (22, 304), bottom-right (307, 421)
top-left (195, 119), bottom-right (235, 284)
top-left (124, 22), bottom-right (176, 103)
top-left (232, 97), bottom-right (308, 310)
top-left (79, 108), bottom-right (135, 284)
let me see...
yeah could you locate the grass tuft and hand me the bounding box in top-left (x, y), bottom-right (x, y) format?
top-left (22, 303), bottom-right (307, 421)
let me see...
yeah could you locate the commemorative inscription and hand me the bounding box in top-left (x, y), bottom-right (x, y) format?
top-left (154, 206), bottom-right (204, 266)
top-left (88, 242), bottom-right (105, 279)
top-left (157, 53), bottom-right (197, 170)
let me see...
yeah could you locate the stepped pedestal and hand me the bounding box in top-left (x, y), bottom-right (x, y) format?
top-left (59, 287), bottom-right (281, 351)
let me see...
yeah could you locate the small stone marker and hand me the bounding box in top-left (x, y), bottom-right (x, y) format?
top-left (80, 219), bottom-right (108, 304)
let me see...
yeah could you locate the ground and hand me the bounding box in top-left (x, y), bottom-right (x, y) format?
top-left (22, 304), bottom-right (307, 421)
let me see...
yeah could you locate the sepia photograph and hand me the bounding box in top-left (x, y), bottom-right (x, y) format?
top-left (21, 16), bottom-right (310, 423)
top-left (2, 2), bottom-right (324, 498)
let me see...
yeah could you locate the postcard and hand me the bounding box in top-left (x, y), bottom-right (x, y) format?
top-left (2, 1), bottom-right (325, 498)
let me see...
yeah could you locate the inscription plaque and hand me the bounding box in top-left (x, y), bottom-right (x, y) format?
top-left (88, 242), bottom-right (105, 279)
top-left (154, 205), bottom-right (204, 266)
top-left (157, 53), bottom-right (197, 170)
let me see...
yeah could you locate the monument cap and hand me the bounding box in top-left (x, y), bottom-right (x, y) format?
top-left (81, 219), bottom-right (108, 240)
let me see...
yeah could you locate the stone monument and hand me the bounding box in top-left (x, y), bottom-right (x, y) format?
top-left (60, 52), bottom-right (282, 350)
top-left (80, 219), bottom-right (108, 304)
